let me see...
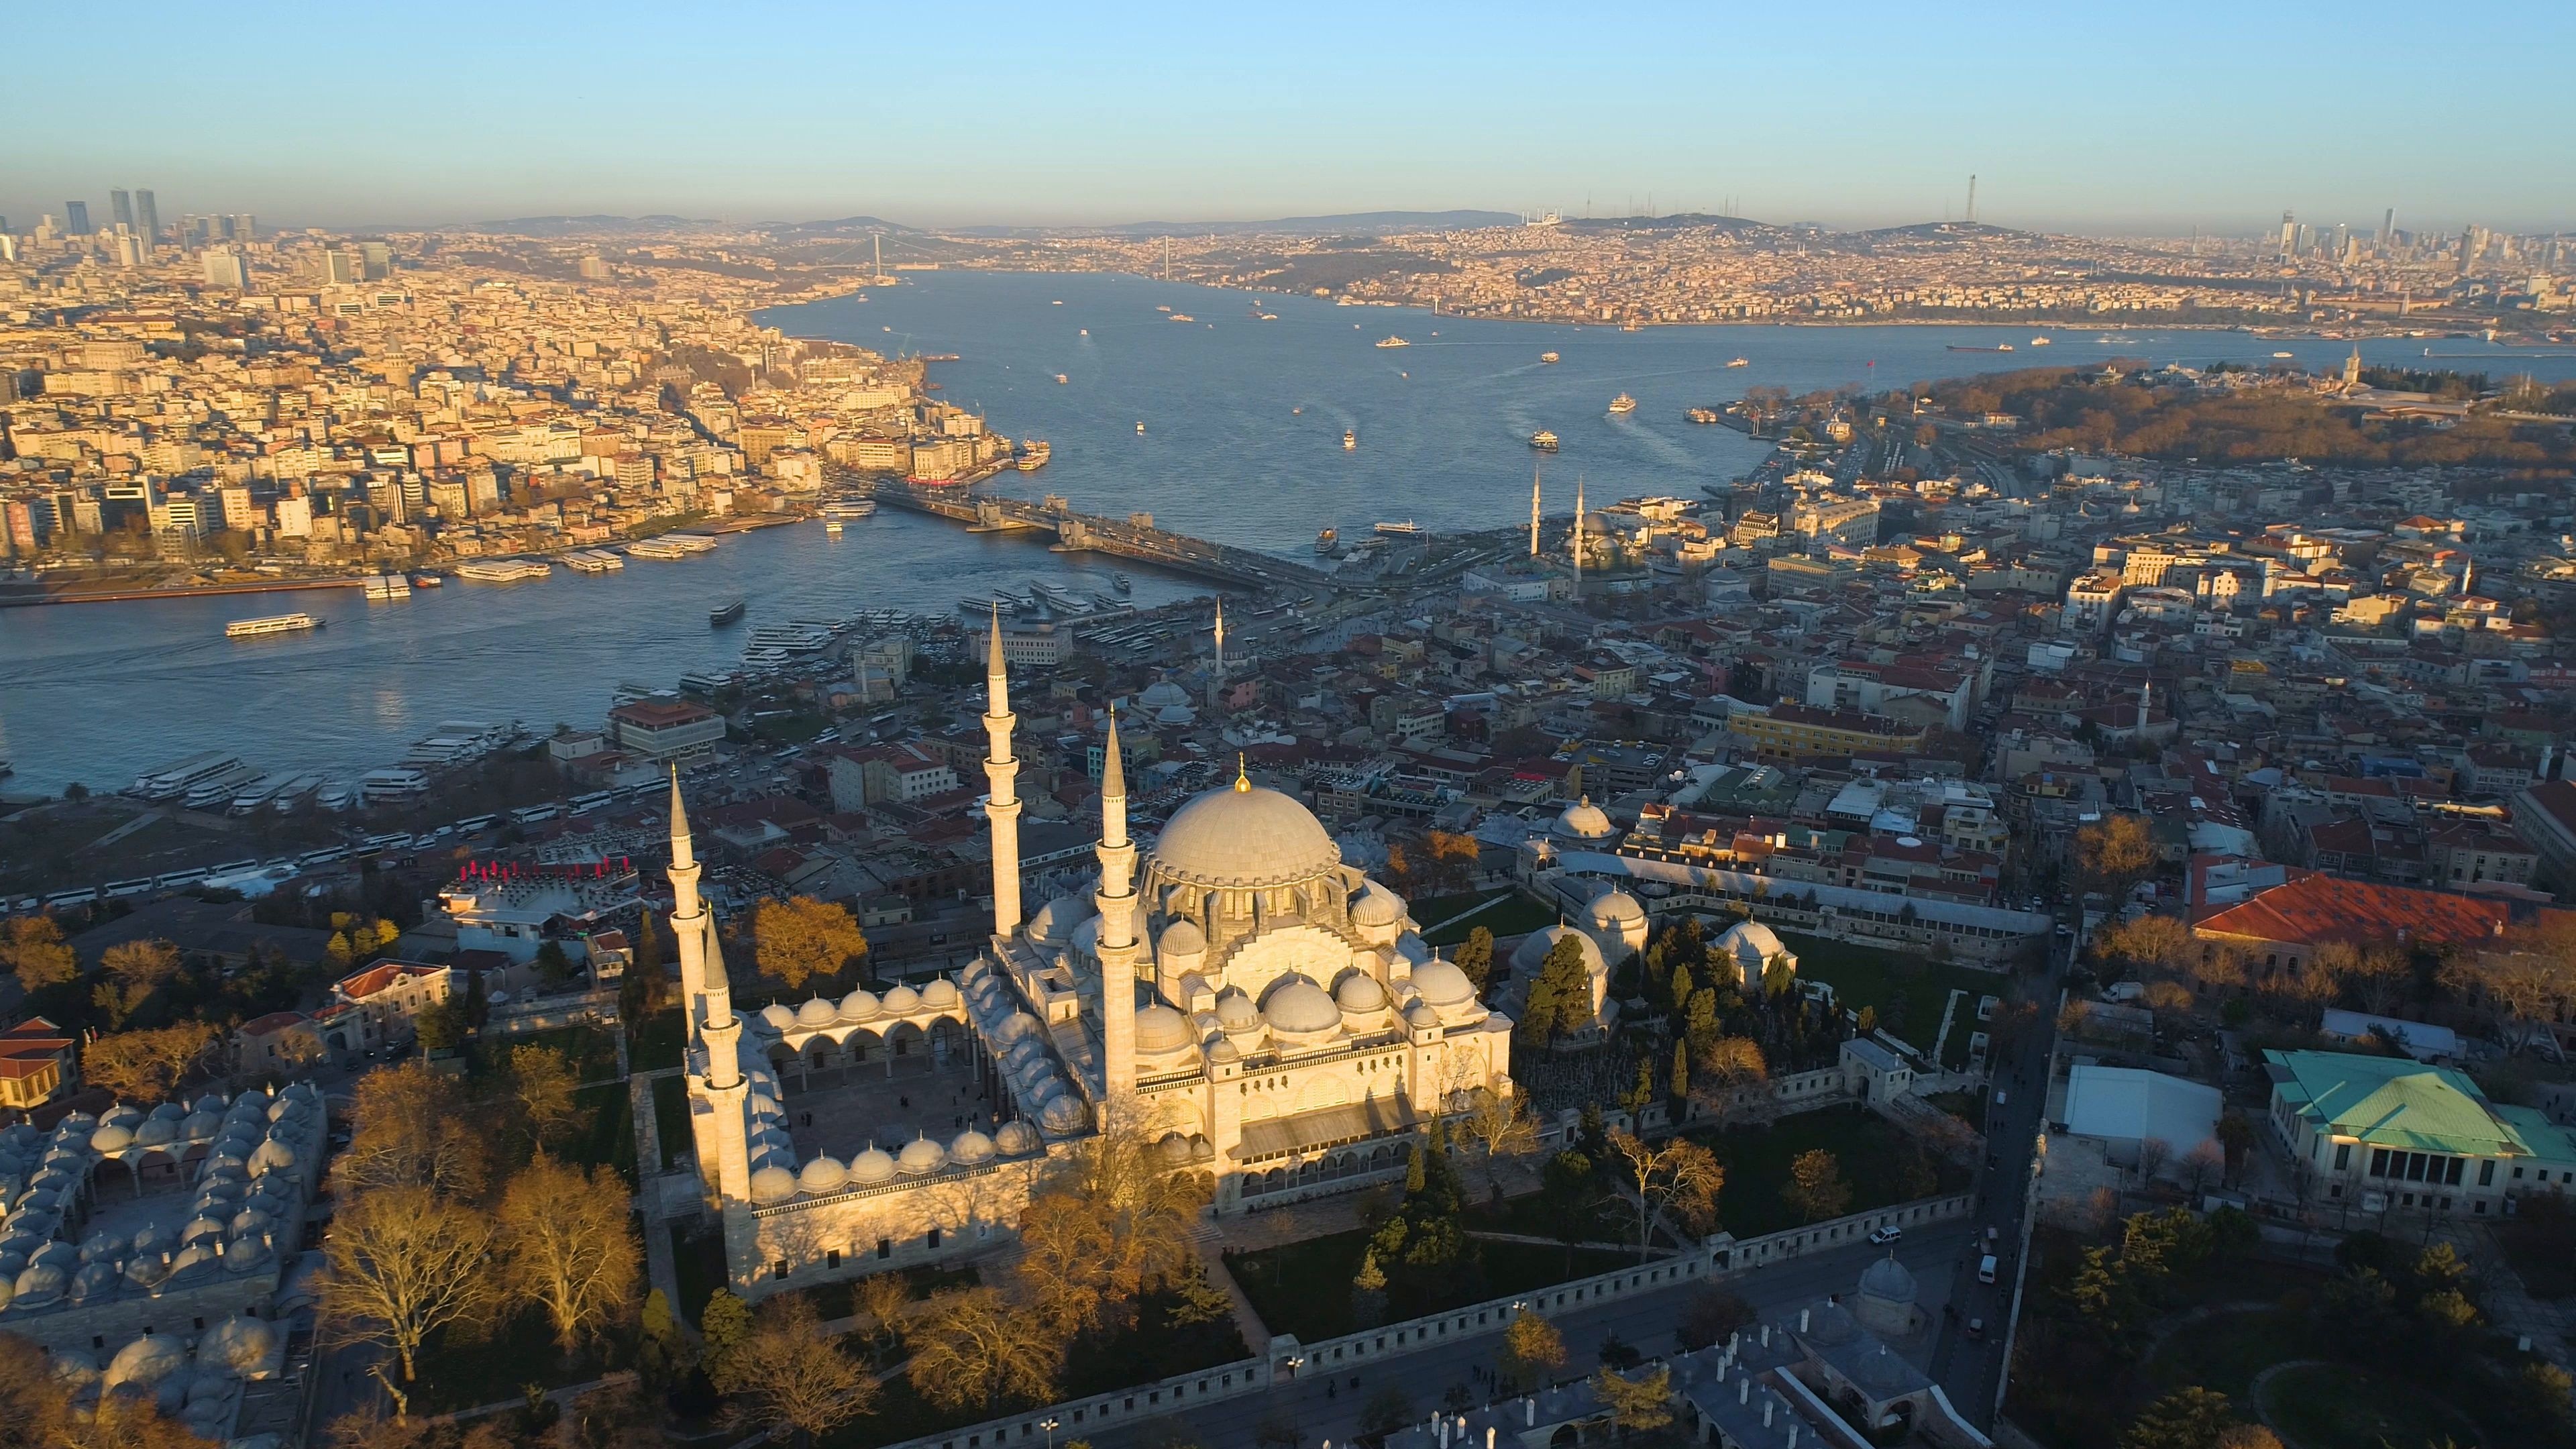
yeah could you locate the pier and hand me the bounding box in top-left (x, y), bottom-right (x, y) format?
top-left (837, 467), bottom-right (1342, 595)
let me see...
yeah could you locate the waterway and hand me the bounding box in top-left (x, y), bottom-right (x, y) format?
top-left (6, 268), bottom-right (2573, 795)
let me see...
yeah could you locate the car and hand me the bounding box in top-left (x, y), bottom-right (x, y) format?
top-left (1868, 1225), bottom-right (1902, 1246)
top-left (1964, 1316), bottom-right (1986, 1340)
top-left (1985, 1225), bottom-right (2000, 1245)
top-left (1977, 1253), bottom-right (1999, 1284)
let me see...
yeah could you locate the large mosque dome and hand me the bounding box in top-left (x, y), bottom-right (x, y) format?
top-left (1146, 782), bottom-right (1342, 887)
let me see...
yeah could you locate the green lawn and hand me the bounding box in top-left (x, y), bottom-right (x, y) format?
top-left (630, 1008), bottom-right (686, 1071)
top-left (1685, 1105), bottom-right (1962, 1239)
top-left (2142, 1308), bottom-right (2322, 1399)
top-left (2261, 1361), bottom-right (2484, 1449)
top-left (480, 1020), bottom-right (621, 1082)
top-left (1424, 894), bottom-right (1558, 948)
top-left (564, 1082), bottom-right (637, 1185)
top-left (411, 1306), bottom-right (626, 1413)
top-left (669, 1222), bottom-right (728, 1323)
top-left (1469, 1185), bottom-right (1631, 1246)
top-left (651, 1073), bottom-right (691, 1171)
top-left (1225, 1227), bottom-right (1635, 1342)
top-left (1925, 1091), bottom-right (1982, 1124)
top-left (1776, 931), bottom-right (2002, 1055)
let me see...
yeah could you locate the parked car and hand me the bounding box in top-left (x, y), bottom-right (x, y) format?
top-left (1868, 1225), bottom-right (1902, 1245)
top-left (1964, 1316), bottom-right (1986, 1340)
top-left (1978, 1254), bottom-right (1999, 1284)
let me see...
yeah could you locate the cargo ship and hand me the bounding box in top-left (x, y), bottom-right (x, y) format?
top-left (225, 612), bottom-right (323, 639)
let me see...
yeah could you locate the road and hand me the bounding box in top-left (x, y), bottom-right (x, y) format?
top-left (1082, 1224), bottom-right (1977, 1449)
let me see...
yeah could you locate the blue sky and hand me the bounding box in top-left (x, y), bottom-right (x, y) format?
top-left (6, 1), bottom-right (2568, 235)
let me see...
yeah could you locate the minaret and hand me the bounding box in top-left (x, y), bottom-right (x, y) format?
top-left (2138, 680), bottom-right (2151, 732)
top-left (1093, 710), bottom-right (1140, 1098)
top-left (1212, 596), bottom-right (1226, 678)
top-left (1572, 474), bottom-right (1587, 582)
top-left (670, 769), bottom-right (750, 1204)
top-left (1529, 465), bottom-right (1542, 557)
top-left (2461, 557), bottom-right (2475, 597)
top-left (982, 606), bottom-right (1024, 940)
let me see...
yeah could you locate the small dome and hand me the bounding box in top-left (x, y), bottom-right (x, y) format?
top-left (1404, 1001), bottom-right (1441, 1031)
top-left (90, 1123), bottom-right (136, 1153)
top-left (248, 1139), bottom-right (298, 1177)
top-left (1026, 895), bottom-right (1091, 945)
top-left (1040, 1095), bottom-right (1088, 1133)
top-left (105, 1333), bottom-right (189, 1391)
top-left (147, 1102), bottom-right (185, 1122)
top-left (1852, 1340), bottom-right (1912, 1393)
top-left (12, 1261), bottom-right (65, 1307)
top-left (993, 1012), bottom-right (1039, 1044)
top-left (164, 1244), bottom-right (219, 1284)
top-left (1159, 919), bottom-right (1208, 958)
top-left (69, 1259), bottom-right (120, 1301)
top-left (1858, 1252), bottom-right (1918, 1304)
top-left (1213, 988), bottom-right (1261, 1034)
top-left (849, 1146), bottom-right (898, 1183)
top-left (180, 1111), bottom-right (223, 1140)
top-left (47, 1346), bottom-right (95, 1387)
top-left (1803, 1301), bottom-right (1860, 1347)
top-left (796, 997), bottom-right (839, 1028)
top-left (1262, 976), bottom-right (1340, 1036)
top-left (920, 978), bottom-right (961, 1010)
top-left (1510, 924), bottom-right (1606, 977)
top-left (1336, 972), bottom-right (1389, 1014)
top-left (1412, 959), bottom-right (1477, 1008)
top-left (1585, 889), bottom-right (1646, 930)
top-left (995, 1121), bottom-right (1042, 1157)
top-left (133, 1118), bottom-right (178, 1148)
top-left (1206, 1036), bottom-right (1242, 1065)
top-left (797, 1156), bottom-right (849, 1195)
top-left (758, 1003), bottom-right (796, 1031)
top-left (950, 1129), bottom-right (996, 1165)
top-left (839, 988), bottom-right (883, 1020)
top-left (896, 1137), bottom-right (947, 1175)
top-left (1134, 1004), bottom-right (1196, 1055)
top-left (881, 985), bottom-right (922, 1014)
top-left (1157, 1133), bottom-right (1193, 1165)
top-left (1350, 881), bottom-right (1405, 929)
top-left (747, 1165), bottom-right (800, 1204)
top-left (1554, 796), bottom-right (1615, 841)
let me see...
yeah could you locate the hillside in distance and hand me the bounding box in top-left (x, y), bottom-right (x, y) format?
top-left (460, 214), bottom-right (718, 236)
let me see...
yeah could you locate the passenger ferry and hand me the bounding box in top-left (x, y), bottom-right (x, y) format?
top-left (1540, 352), bottom-right (1560, 364)
top-left (1169, 313), bottom-right (1195, 323)
top-left (1343, 429), bottom-right (1357, 450)
top-left (129, 751), bottom-right (248, 801)
top-left (455, 558), bottom-right (551, 582)
top-left (1530, 430), bottom-right (1560, 451)
top-left (225, 612), bottom-right (323, 639)
top-left (267, 772), bottom-right (326, 812)
top-left (1686, 408), bottom-right (1721, 424)
top-left (627, 535), bottom-right (718, 560)
top-left (563, 549), bottom-right (625, 573)
top-left (710, 597), bottom-right (746, 627)
top-left (1016, 441), bottom-right (1052, 472)
top-left (313, 782), bottom-right (355, 812)
top-left (228, 775), bottom-right (290, 815)
top-left (822, 500), bottom-right (879, 519)
top-left (1375, 336), bottom-right (1411, 349)
top-left (360, 768), bottom-right (431, 806)
top-left (364, 573), bottom-right (411, 599)
top-left (1374, 521), bottom-right (1424, 537)
top-left (1607, 394), bottom-right (1638, 415)
top-left (1316, 529), bottom-right (1339, 554)
top-left (183, 766), bottom-right (260, 810)
top-left (2030, 337), bottom-right (2052, 346)
top-left (1726, 357), bottom-right (1750, 368)
top-left (824, 520), bottom-right (843, 536)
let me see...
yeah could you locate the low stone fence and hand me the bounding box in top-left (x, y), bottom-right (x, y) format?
top-left (860, 1189), bottom-right (1980, 1449)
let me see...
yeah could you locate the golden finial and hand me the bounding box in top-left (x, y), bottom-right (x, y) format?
top-left (1234, 753), bottom-right (1251, 792)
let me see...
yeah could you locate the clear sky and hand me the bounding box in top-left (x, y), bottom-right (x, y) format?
top-left (6, 1), bottom-right (2569, 237)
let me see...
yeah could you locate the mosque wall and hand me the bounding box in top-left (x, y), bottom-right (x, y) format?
top-left (730, 1150), bottom-right (1064, 1301)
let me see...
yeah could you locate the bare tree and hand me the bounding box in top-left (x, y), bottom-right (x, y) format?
top-left (1782, 1149), bottom-right (1853, 1223)
top-left (319, 1185), bottom-right (498, 1383)
top-left (1454, 1089), bottom-right (1540, 1197)
top-left (725, 1295), bottom-right (877, 1446)
top-left (2182, 1140), bottom-right (2225, 1195)
top-left (905, 1286), bottom-right (1063, 1413)
top-left (2441, 938), bottom-right (2576, 1061)
top-left (80, 1022), bottom-right (217, 1104)
top-left (1605, 1130), bottom-right (1724, 1259)
top-left (341, 1060), bottom-right (490, 1199)
top-left (2135, 1136), bottom-right (2173, 1184)
top-left (495, 1154), bottom-right (640, 1352)
top-left (505, 1044), bottom-right (580, 1146)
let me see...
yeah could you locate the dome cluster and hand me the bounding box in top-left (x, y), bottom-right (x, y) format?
top-left (759, 977), bottom-right (963, 1036)
top-left (751, 1124), bottom-right (1044, 1207)
top-left (58, 1312), bottom-right (284, 1437)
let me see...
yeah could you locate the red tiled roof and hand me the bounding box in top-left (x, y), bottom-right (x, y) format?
top-left (335, 960), bottom-right (444, 1000)
top-left (0, 1016), bottom-right (74, 1080)
top-left (2191, 873), bottom-right (2507, 950)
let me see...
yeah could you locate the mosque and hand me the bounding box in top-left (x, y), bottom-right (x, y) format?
top-left (682, 616), bottom-right (1522, 1296)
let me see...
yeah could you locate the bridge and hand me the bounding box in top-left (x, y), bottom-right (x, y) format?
top-left (835, 466), bottom-right (1343, 595)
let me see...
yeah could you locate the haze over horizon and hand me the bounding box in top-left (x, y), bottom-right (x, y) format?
top-left (7, 0), bottom-right (2571, 238)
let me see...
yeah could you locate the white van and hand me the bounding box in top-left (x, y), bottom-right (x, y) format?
top-left (1978, 1254), bottom-right (1999, 1285)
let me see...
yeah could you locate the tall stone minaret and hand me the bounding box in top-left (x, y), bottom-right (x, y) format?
top-left (1213, 596), bottom-right (1226, 678)
top-left (983, 606), bottom-right (1024, 940)
top-left (1093, 710), bottom-right (1140, 1099)
top-left (1529, 464), bottom-right (1543, 557)
top-left (672, 769), bottom-right (750, 1204)
top-left (1572, 474), bottom-right (1587, 582)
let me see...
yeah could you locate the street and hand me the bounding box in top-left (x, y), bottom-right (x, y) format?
top-left (1081, 1224), bottom-right (1977, 1449)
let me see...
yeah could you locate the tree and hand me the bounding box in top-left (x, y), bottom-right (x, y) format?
top-left (1350, 1247), bottom-right (1388, 1328)
top-left (1358, 1385), bottom-right (1415, 1439)
top-left (1690, 1035), bottom-right (1768, 1122)
top-left (753, 896), bottom-right (871, 991)
top-left (505, 1044), bottom-right (580, 1146)
top-left (83, 1022), bottom-right (218, 1104)
top-left (855, 1273), bottom-right (914, 1352)
top-left (1669, 1040), bottom-right (1690, 1104)
top-left (2182, 1140), bottom-right (2225, 1194)
top-left (2076, 812), bottom-right (2159, 898)
top-left (2214, 1112), bottom-right (2255, 1181)
top-left (0, 916), bottom-right (78, 989)
top-left (2136, 1136), bottom-right (2173, 1183)
top-left (2314, 941), bottom-right (2411, 1015)
top-left (1453, 926), bottom-right (1497, 991)
top-left (1783, 1148), bottom-right (1852, 1222)
top-left (1591, 1366), bottom-right (1672, 1441)
top-left (700, 1290), bottom-right (754, 1389)
top-left (724, 1294), bottom-right (877, 1446)
top-left (341, 1059), bottom-right (491, 1199)
top-left (1423, 830), bottom-right (1483, 894)
top-left (1498, 1307), bottom-right (1567, 1391)
top-left (319, 1185), bottom-right (498, 1383)
top-left (1454, 1089), bottom-right (1538, 1197)
top-left (1606, 1130), bottom-right (1723, 1257)
top-left (496, 1155), bottom-right (640, 1352)
top-left (2121, 1387), bottom-right (2241, 1449)
top-left (1521, 934), bottom-right (1597, 1046)
top-left (101, 938), bottom-right (182, 996)
top-left (905, 1287), bottom-right (1063, 1411)
top-left (415, 998), bottom-right (467, 1053)
top-left (2093, 914), bottom-right (2196, 978)
top-left (1674, 1285), bottom-right (1756, 1350)
top-left (1012, 1108), bottom-right (1207, 1336)
top-left (2140, 979), bottom-right (2194, 1028)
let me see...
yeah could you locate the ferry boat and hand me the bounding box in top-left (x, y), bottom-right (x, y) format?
top-left (1259, 313), bottom-right (1279, 321)
top-left (1343, 429), bottom-right (1357, 450)
top-left (1316, 529), bottom-right (1338, 554)
top-left (229, 775), bottom-right (291, 815)
top-left (364, 573), bottom-right (411, 599)
top-left (360, 767), bottom-right (431, 806)
top-left (409, 572), bottom-right (443, 588)
top-left (627, 535), bottom-right (717, 560)
top-left (710, 597), bottom-right (746, 626)
top-left (184, 765), bottom-right (261, 810)
top-left (2030, 337), bottom-right (2052, 346)
top-left (563, 549), bottom-right (625, 573)
top-left (313, 782), bottom-right (355, 812)
top-left (1157, 305), bottom-right (1171, 313)
top-left (1169, 313), bottom-right (1194, 323)
top-left (1136, 421), bottom-right (1146, 434)
top-left (455, 558), bottom-right (551, 582)
top-left (268, 772), bottom-right (326, 812)
top-left (823, 500), bottom-right (878, 519)
top-left (1375, 336), bottom-right (1410, 349)
top-left (130, 751), bottom-right (248, 801)
top-left (745, 623), bottom-right (839, 653)
top-left (1112, 573), bottom-right (1133, 592)
top-left (1686, 408), bottom-right (1721, 424)
top-left (1726, 357), bottom-right (1750, 368)
top-left (1540, 352), bottom-right (1560, 364)
top-left (1374, 520), bottom-right (1424, 537)
top-left (225, 612), bottom-right (323, 639)
top-left (1608, 394), bottom-right (1638, 415)
top-left (824, 520), bottom-right (843, 536)
top-left (1529, 430), bottom-right (1560, 451)
top-left (2271, 351), bottom-right (2295, 359)
top-left (1016, 441), bottom-right (1052, 472)
top-left (1055, 373), bottom-right (1068, 383)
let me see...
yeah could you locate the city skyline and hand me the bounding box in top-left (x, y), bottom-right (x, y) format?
top-left (6, 1), bottom-right (2573, 236)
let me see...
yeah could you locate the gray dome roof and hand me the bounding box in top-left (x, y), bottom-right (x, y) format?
top-left (1413, 959), bottom-right (1477, 1009)
top-left (849, 1146), bottom-right (898, 1183)
top-left (1148, 784), bottom-right (1342, 886)
top-left (1159, 919), bottom-right (1208, 957)
top-left (1336, 972), bottom-right (1389, 1014)
top-left (1803, 1301), bottom-right (1860, 1346)
top-left (1586, 888), bottom-right (1646, 928)
top-left (105, 1333), bottom-right (189, 1391)
top-left (1134, 1004), bottom-right (1196, 1055)
top-left (1858, 1252), bottom-right (1917, 1304)
top-left (995, 1121), bottom-right (1042, 1156)
top-left (881, 984), bottom-right (922, 1014)
top-left (839, 988), bottom-right (883, 1020)
top-left (1214, 987), bottom-right (1261, 1033)
top-left (1554, 797), bottom-right (1615, 840)
top-left (798, 1156), bottom-right (848, 1195)
top-left (1263, 976), bottom-right (1340, 1036)
top-left (950, 1129), bottom-right (996, 1165)
top-left (1350, 881), bottom-right (1404, 928)
top-left (896, 1137), bottom-right (947, 1175)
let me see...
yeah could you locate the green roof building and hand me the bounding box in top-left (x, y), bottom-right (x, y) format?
top-left (2264, 1049), bottom-right (2576, 1219)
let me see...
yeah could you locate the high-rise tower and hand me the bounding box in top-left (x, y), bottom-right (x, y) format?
top-left (982, 607), bottom-right (1024, 939)
top-left (1093, 711), bottom-right (1139, 1098)
top-left (136, 190), bottom-right (158, 246)
top-left (66, 201), bottom-right (90, 236)
top-left (110, 191), bottom-right (133, 231)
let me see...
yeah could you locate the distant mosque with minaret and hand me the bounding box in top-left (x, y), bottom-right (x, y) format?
top-left (679, 614), bottom-right (1519, 1296)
